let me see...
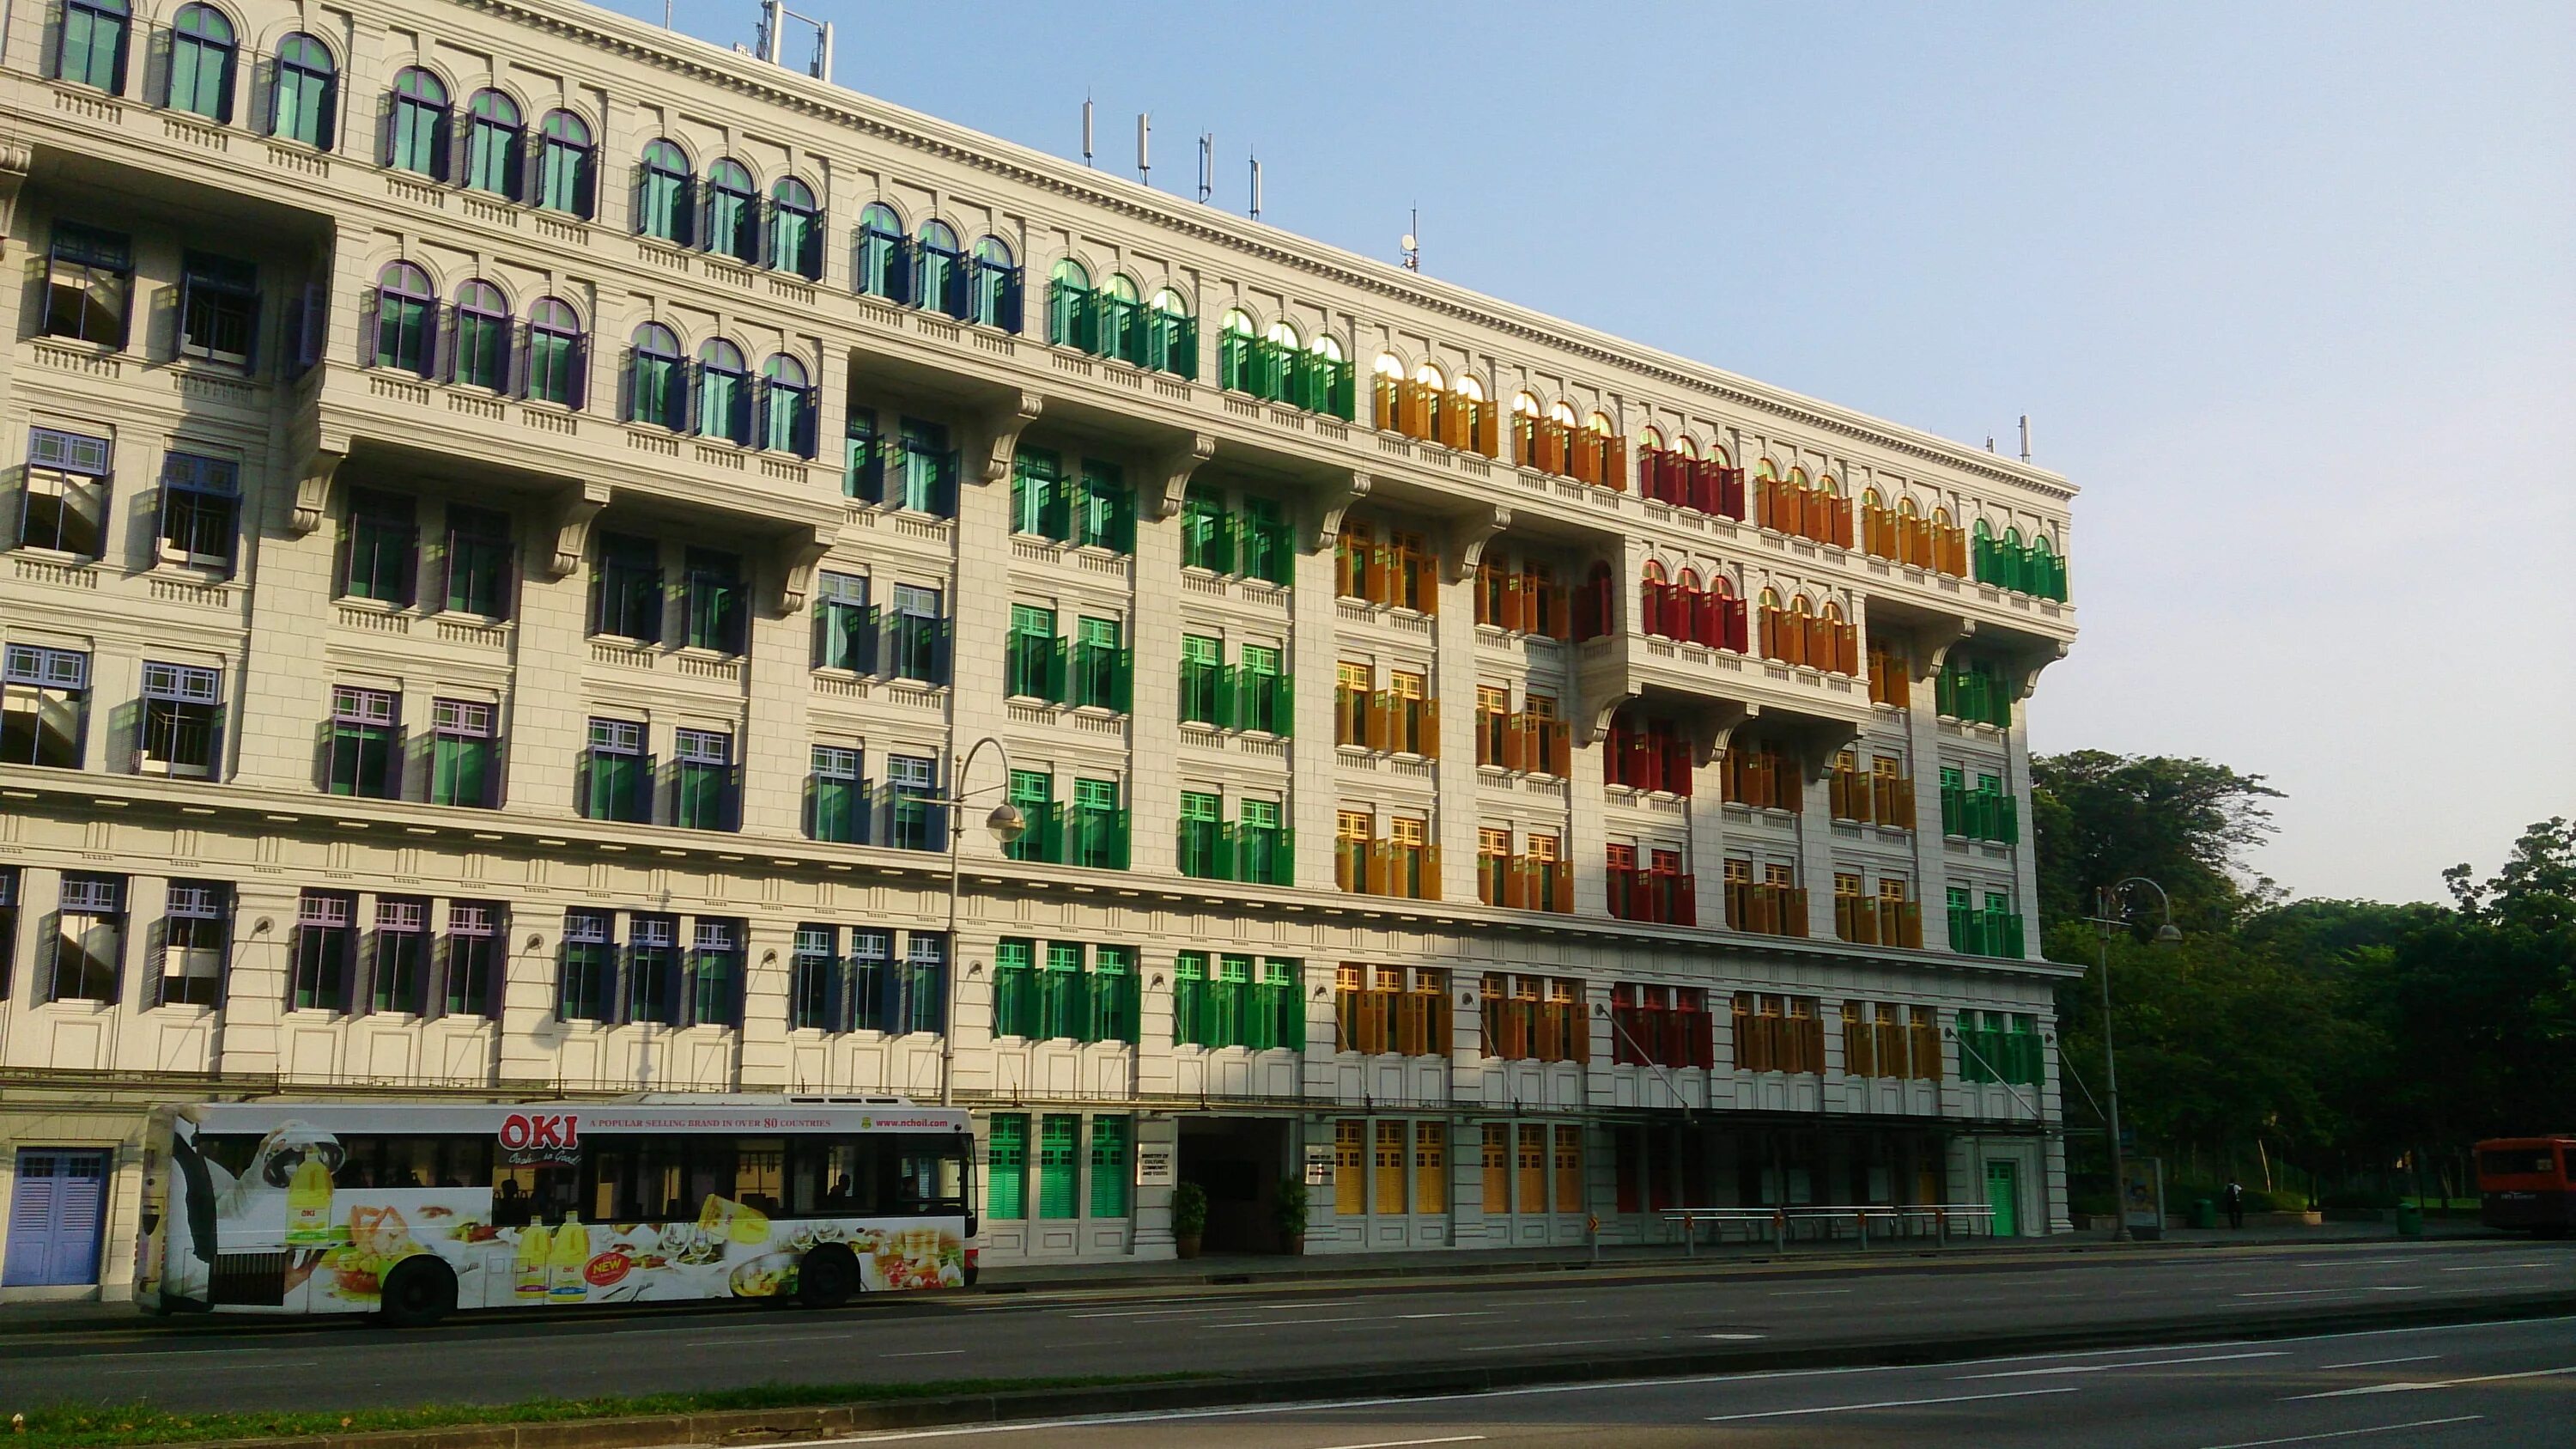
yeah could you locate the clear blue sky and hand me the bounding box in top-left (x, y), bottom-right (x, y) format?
top-left (605, 0), bottom-right (2575, 904)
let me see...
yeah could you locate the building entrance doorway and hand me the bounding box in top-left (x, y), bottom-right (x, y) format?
top-left (1177, 1117), bottom-right (1291, 1253)
top-left (1984, 1159), bottom-right (2021, 1237)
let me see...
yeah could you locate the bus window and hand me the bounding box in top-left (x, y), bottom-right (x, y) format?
top-left (2482, 1148), bottom-right (2559, 1176)
top-left (732, 1139), bottom-right (786, 1215)
top-left (894, 1140), bottom-right (965, 1215)
top-left (335, 1136), bottom-right (491, 1190)
top-left (493, 1163), bottom-right (580, 1226)
top-left (788, 1138), bottom-right (879, 1216)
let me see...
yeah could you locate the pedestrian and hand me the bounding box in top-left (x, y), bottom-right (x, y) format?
top-left (2223, 1178), bottom-right (2245, 1230)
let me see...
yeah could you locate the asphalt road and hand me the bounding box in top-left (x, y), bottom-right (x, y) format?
top-left (5, 1239), bottom-right (2572, 1414)
top-left (801, 1315), bottom-right (2576, 1449)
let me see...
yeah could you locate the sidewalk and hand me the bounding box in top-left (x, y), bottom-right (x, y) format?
top-left (3, 1219), bottom-right (2490, 1336)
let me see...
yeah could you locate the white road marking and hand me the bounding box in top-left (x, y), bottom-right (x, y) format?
top-left (2286, 1364), bottom-right (2576, 1400)
top-left (91, 1359), bottom-right (319, 1375)
top-left (1702, 1332), bottom-right (1767, 1341)
top-left (2438, 1263), bottom-right (2549, 1272)
top-left (1309, 1437), bottom-right (1485, 1449)
top-left (2196, 1415), bottom-right (2482, 1448)
top-left (1395, 1311), bottom-right (1500, 1320)
top-left (1200, 1316), bottom-right (1378, 1330)
top-left (1765, 1287), bottom-right (1856, 1296)
top-left (1704, 1385), bottom-right (2080, 1421)
top-left (887, 1349), bottom-right (964, 1358)
top-left (1069, 1300), bottom-right (1364, 1319)
top-left (1952, 1350), bottom-right (2285, 1379)
top-left (1460, 1337), bottom-right (1642, 1353)
top-left (2317, 1355), bottom-right (2439, 1369)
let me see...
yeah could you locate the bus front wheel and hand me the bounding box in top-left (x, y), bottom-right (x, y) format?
top-left (799, 1245), bottom-right (859, 1309)
top-left (379, 1258), bottom-right (457, 1330)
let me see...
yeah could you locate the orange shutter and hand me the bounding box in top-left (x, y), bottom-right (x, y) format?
top-left (1373, 376), bottom-right (1395, 431)
top-left (1605, 435), bottom-right (1627, 492)
top-left (1477, 405), bottom-right (1499, 458)
top-left (1363, 541), bottom-right (1389, 602)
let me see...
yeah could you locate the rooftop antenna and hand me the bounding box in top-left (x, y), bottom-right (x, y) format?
top-left (663, 0), bottom-right (672, 27)
top-left (2019, 414), bottom-right (2032, 464)
top-left (1198, 131), bottom-right (1214, 204)
top-left (1249, 154), bottom-right (1262, 220)
top-left (1137, 112), bottom-right (1151, 187)
top-left (756, 0), bottom-right (834, 82)
top-left (1986, 434), bottom-right (1997, 453)
top-left (1082, 96), bottom-right (1094, 167)
top-left (1400, 207), bottom-right (1420, 271)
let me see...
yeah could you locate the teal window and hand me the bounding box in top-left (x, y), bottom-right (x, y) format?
top-left (627, 322), bottom-right (686, 430)
top-left (1091, 946), bottom-right (1139, 1044)
top-left (428, 699), bottom-right (495, 807)
top-left (269, 33), bottom-right (335, 149)
top-left (690, 920), bottom-right (741, 1026)
top-left (791, 925), bottom-right (835, 1031)
top-left (1088, 1116), bottom-right (1132, 1219)
top-left (1005, 770), bottom-right (1057, 863)
top-left (1006, 604), bottom-right (1062, 702)
top-left (886, 753), bottom-right (940, 850)
top-left (1013, 447), bottom-right (1065, 538)
top-left (1071, 461), bottom-right (1134, 552)
top-left (844, 409), bottom-right (882, 500)
top-left (558, 910), bottom-right (612, 1021)
top-left (696, 338), bottom-right (750, 443)
top-left (626, 916), bottom-right (677, 1024)
top-left (970, 236), bottom-right (1021, 330)
top-left (1098, 276), bottom-right (1145, 364)
top-left (856, 204), bottom-right (904, 300)
top-left (1145, 290), bottom-right (1196, 378)
top-left (165, 4), bottom-right (235, 121)
top-left (1071, 616), bottom-right (1130, 712)
top-left (761, 355), bottom-right (815, 455)
top-left (592, 533), bottom-right (663, 642)
top-left (342, 490), bottom-right (416, 604)
top-left (1181, 486), bottom-right (1233, 573)
top-left (581, 717), bottom-right (649, 823)
top-left (703, 159), bottom-right (758, 262)
top-left (1071, 776), bottom-right (1127, 870)
top-left (463, 89), bottom-right (522, 196)
top-left (1036, 1116), bottom-right (1078, 1220)
top-left (1239, 497), bottom-right (1291, 585)
top-left (1178, 789), bottom-right (1225, 880)
top-left (1048, 259), bottom-right (1095, 350)
top-left (535, 111), bottom-right (592, 216)
top-left (673, 728), bottom-right (733, 831)
top-left (917, 221), bottom-right (966, 317)
top-left (636, 139), bottom-right (693, 244)
top-left (56, 0), bottom-right (131, 93)
top-left (1038, 942), bottom-right (1084, 1040)
top-left (526, 298), bottom-right (584, 406)
top-left (809, 745), bottom-right (865, 843)
top-left (889, 585), bottom-right (945, 684)
top-left (1236, 643), bottom-right (1290, 737)
top-left (895, 417), bottom-right (956, 514)
top-left (1179, 635), bottom-right (1225, 728)
top-left (683, 548), bottom-right (744, 653)
top-left (993, 938), bottom-right (1037, 1038)
top-left (372, 262), bottom-right (435, 374)
top-left (1236, 797), bottom-right (1291, 886)
top-left (452, 279), bottom-right (510, 390)
top-left (987, 1115), bottom-right (1028, 1220)
top-left (385, 67), bottom-right (448, 176)
top-left (325, 687), bottom-right (399, 799)
top-left (814, 571), bottom-right (874, 673)
top-left (769, 176), bottom-right (821, 278)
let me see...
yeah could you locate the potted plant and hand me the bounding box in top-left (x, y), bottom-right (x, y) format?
top-left (1170, 1182), bottom-right (1208, 1260)
top-left (1274, 1178), bottom-right (1310, 1255)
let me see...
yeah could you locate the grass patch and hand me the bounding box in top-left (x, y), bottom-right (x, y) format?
top-left (8, 1374), bottom-right (1203, 1448)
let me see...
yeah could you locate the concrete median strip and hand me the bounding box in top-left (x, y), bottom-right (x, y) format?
top-left (38, 1292), bottom-right (2573, 1449)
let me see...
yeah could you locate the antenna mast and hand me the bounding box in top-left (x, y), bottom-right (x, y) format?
top-left (1401, 207), bottom-right (1420, 271)
top-left (1082, 96), bottom-right (1094, 167)
top-left (1249, 155), bottom-right (1262, 220)
top-left (1198, 132), bottom-right (1214, 204)
top-left (1137, 113), bottom-right (1151, 186)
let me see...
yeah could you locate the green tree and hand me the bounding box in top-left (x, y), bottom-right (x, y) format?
top-left (2031, 752), bottom-right (2281, 933)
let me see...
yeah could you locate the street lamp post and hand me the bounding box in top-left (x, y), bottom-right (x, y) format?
top-left (938, 736), bottom-right (1025, 1107)
top-left (2088, 876), bottom-right (2182, 1240)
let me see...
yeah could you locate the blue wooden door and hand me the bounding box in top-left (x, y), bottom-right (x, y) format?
top-left (4, 1149), bottom-right (109, 1287)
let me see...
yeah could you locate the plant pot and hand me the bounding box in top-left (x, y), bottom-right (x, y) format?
top-left (1174, 1233), bottom-right (1202, 1260)
top-left (1280, 1232), bottom-right (1305, 1255)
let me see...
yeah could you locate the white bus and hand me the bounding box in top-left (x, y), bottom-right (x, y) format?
top-left (135, 1096), bottom-right (978, 1326)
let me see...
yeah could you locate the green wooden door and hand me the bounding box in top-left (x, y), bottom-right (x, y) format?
top-left (1984, 1160), bottom-right (2020, 1237)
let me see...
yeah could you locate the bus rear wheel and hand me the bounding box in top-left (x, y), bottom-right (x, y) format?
top-left (799, 1245), bottom-right (859, 1309)
top-left (379, 1258), bottom-right (456, 1330)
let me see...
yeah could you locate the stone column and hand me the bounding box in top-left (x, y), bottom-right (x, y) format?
top-left (737, 917), bottom-right (798, 1090)
top-left (1288, 512), bottom-right (1340, 891)
top-left (1126, 473), bottom-right (1183, 877)
top-left (1431, 554), bottom-right (1480, 903)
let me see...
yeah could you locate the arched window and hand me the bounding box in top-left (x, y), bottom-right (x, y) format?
top-left (1862, 487), bottom-right (1883, 509)
top-left (1588, 411), bottom-right (1613, 436)
top-left (1640, 426), bottom-right (1665, 452)
top-left (1315, 336), bottom-right (1345, 362)
top-left (371, 262), bottom-right (435, 374)
top-left (463, 90), bottom-right (522, 197)
top-left (385, 67), bottom-right (449, 176)
top-left (1265, 319), bottom-right (1301, 350)
top-left (1640, 561), bottom-right (1668, 638)
top-left (696, 338), bottom-right (750, 443)
top-left (270, 33), bottom-right (334, 148)
top-left (1146, 287), bottom-right (1192, 373)
top-left (972, 236), bottom-right (1021, 330)
top-left (526, 296), bottom-right (585, 407)
top-left (1898, 496), bottom-right (1919, 518)
top-left (451, 278), bottom-right (510, 391)
top-left (769, 177), bottom-right (821, 279)
top-left (917, 220), bottom-right (964, 315)
top-left (1048, 257), bottom-right (1094, 347)
top-left (535, 111), bottom-right (592, 216)
top-left (1674, 435), bottom-right (1699, 458)
top-left (855, 203), bottom-right (904, 299)
top-left (1097, 273), bottom-right (1143, 362)
top-left (703, 159), bottom-right (758, 262)
top-left (1577, 560), bottom-right (1615, 642)
top-left (761, 355), bottom-right (814, 456)
top-left (55, 0), bottom-right (129, 92)
top-left (1820, 600), bottom-right (1851, 674)
top-left (165, 4), bottom-right (236, 121)
top-left (636, 139), bottom-right (693, 244)
top-left (1676, 569), bottom-right (1706, 646)
top-left (628, 322), bottom-right (685, 429)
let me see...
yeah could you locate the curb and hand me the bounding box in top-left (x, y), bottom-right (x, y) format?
top-left (107, 1290), bottom-right (2576, 1449)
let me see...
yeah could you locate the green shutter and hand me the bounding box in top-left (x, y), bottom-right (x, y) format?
top-left (987, 1114), bottom-right (1028, 1219)
top-left (1173, 951), bottom-right (1207, 1047)
top-left (1037, 1115), bottom-right (1079, 1218)
top-left (1088, 1116), bottom-right (1132, 1218)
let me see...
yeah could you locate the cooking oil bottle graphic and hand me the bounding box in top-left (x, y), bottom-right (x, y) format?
top-left (284, 1156), bottom-right (335, 1247)
top-left (550, 1215), bottom-right (590, 1303)
top-left (514, 1220), bottom-right (551, 1301)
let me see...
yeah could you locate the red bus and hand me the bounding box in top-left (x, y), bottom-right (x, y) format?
top-left (2475, 1136), bottom-right (2575, 1236)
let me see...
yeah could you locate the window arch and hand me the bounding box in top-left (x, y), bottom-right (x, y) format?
top-left (1674, 435), bottom-right (1699, 458)
top-left (1047, 258), bottom-right (1094, 347)
top-left (696, 338), bottom-right (750, 443)
top-left (463, 90), bottom-right (522, 197)
top-left (761, 355), bottom-right (815, 456)
top-left (1513, 392), bottom-right (1540, 417)
top-left (1144, 287), bottom-right (1194, 374)
top-left (1374, 353), bottom-right (1404, 380)
top-left (856, 203), bottom-right (905, 299)
top-left (1548, 400), bottom-right (1577, 426)
top-left (1862, 486), bottom-right (1883, 509)
top-left (1314, 334), bottom-right (1345, 362)
top-left (385, 67), bottom-right (450, 176)
top-left (1224, 308), bottom-right (1255, 337)
top-left (269, 33), bottom-right (335, 147)
top-left (627, 322), bottom-right (685, 429)
top-left (451, 278), bottom-right (511, 390)
top-left (769, 175), bottom-right (822, 278)
top-left (1264, 319), bottom-right (1301, 350)
top-left (917, 221), bottom-right (964, 314)
top-left (55, 0), bottom-right (129, 93)
top-left (1413, 362), bottom-right (1447, 391)
top-left (1640, 426), bottom-right (1665, 452)
top-left (371, 262), bottom-right (436, 374)
top-left (165, 3), bottom-right (236, 121)
top-left (636, 139), bottom-right (693, 244)
top-left (526, 296), bottom-right (585, 407)
top-left (1899, 496), bottom-right (1919, 518)
top-left (703, 159), bottom-right (758, 262)
top-left (1457, 374), bottom-right (1484, 403)
top-left (973, 237), bottom-right (1023, 330)
top-left (535, 111), bottom-right (593, 216)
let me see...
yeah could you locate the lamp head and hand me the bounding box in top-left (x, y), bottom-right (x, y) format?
top-left (985, 802), bottom-right (1027, 844)
top-left (2154, 922), bottom-right (2184, 945)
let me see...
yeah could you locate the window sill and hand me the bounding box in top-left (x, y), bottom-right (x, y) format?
top-left (33, 333), bottom-right (122, 357)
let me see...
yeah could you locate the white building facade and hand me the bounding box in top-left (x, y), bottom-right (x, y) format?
top-left (0, 0), bottom-right (2080, 1299)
